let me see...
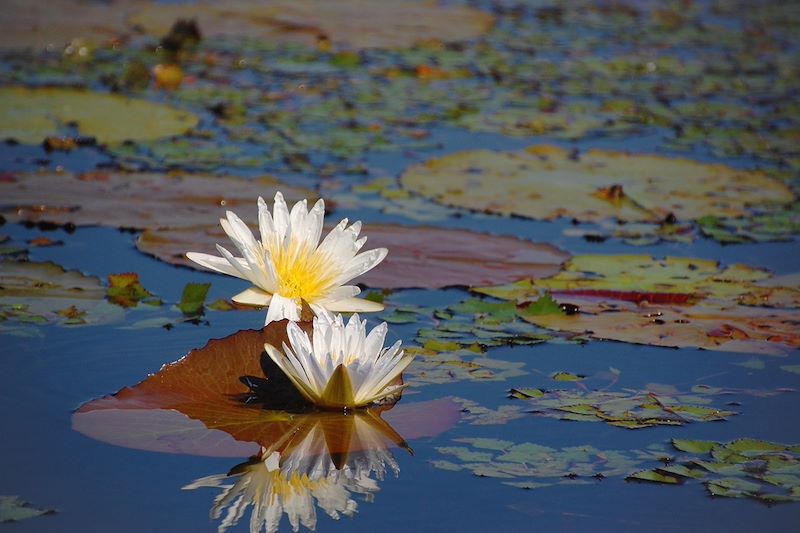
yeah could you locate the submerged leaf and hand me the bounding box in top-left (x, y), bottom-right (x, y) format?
top-left (0, 496), bottom-right (55, 523)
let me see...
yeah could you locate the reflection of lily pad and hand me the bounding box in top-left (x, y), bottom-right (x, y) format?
top-left (130, 0), bottom-right (493, 50)
top-left (477, 255), bottom-right (800, 355)
top-left (0, 171), bottom-right (313, 229)
top-left (0, 260), bottom-right (121, 327)
top-left (73, 322), bottom-right (461, 457)
top-left (136, 224), bottom-right (569, 289)
top-left (0, 87), bottom-right (198, 144)
top-left (401, 145), bottom-right (793, 223)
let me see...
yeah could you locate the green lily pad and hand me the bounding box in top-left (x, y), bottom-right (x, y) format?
top-left (400, 145), bottom-right (793, 225)
top-left (0, 87), bottom-right (198, 144)
top-left (0, 496), bottom-right (55, 523)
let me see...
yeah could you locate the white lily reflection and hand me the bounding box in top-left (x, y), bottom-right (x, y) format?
top-left (183, 410), bottom-right (408, 533)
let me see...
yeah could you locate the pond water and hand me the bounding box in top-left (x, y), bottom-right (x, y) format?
top-left (1, 1), bottom-right (800, 532)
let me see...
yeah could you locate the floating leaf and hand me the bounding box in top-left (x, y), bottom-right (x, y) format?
top-left (433, 437), bottom-right (651, 488)
top-left (0, 260), bottom-right (122, 328)
top-left (637, 438), bottom-right (800, 504)
top-left (107, 273), bottom-right (159, 308)
top-left (178, 282), bottom-right (210, 315)
top-left (518, 292), bottom-right (564, 317)
top-left (0, 496), bottom-right (55, 523)
top-left (481, 255), bottom-right (800, 355)
top-left (137, 224), bottom-right (570, 289)
top-left (401, 145), bottom-right (793, 225)
top-left (129, 0), bottom-right (493, 50)
top-left (517, 387), bottom-right (737, 429)
top-left (672, 439), bottom-right (717, 454)
top-left (73, 322), bottom-right (461, 457)
top-left (0, 87), bottom-right (198, 144)
top-left (781, 365), bottom-right (800, 375)
top-left (626, 470), bottom-right (682, 484)
top-left (0, 171), bottom-right (314, 230)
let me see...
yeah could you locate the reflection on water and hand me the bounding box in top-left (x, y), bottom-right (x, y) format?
top-left (184, 411), bottom-right (406, 533)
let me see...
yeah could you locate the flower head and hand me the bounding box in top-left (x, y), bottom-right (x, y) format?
top-left (265, 311), bottom-right (414, 409)
top-left (186, 192), bottom-right (387, 324)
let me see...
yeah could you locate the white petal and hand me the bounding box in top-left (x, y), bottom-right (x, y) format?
top-left (324, 297), bottom-right (384, 313)
top-left (258, 196), bottom-right (276, 247)
top-left (264, 293), bottom-right (300, 324)
top-left (185, 251), bottom-right (246, 279)
top-left (363, 322), bottom-right (388, 360)
top-left (216, 244), bottom-right (258, 285)
top-left (333, 248), bottom-right (388, 286)
top-left (272, 191), bottom-right (290, 244)
top-left (232, 287), bottom-right (272, 306)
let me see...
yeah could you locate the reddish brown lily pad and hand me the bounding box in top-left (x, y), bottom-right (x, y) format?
top-left (0, 171), bottom-right (315, 229)
top-left (73, 321), bottom-right (460, 457)
top-left (136, 224), bottom-right (570, 289)
top-left (129, 0), bottom-right (494, 51)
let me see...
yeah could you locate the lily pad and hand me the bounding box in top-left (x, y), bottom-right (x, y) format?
top-left (477, 255), bottom-right (800, 355)
top-left (0, 171), bottom-right (314, 230)
top-left (129, 0), bottom-right (493, 50)
top-left (136, 224), bottom-right (570, 289)
top-left (0, 0), bottom-right (138, 50)
top-left (630, 438), bottom-right (800, 504)
top-left (433, 437), bottom-right (652, 487)
top-left (0, 496), bottom-right (55, 523)
top-left (0, 87), bottom-right (198, 144)
top-left (73, 321), bottom-right (461, 457)
top-left (400, 145), bottom-right (793, 224)
top-left (515, 387), bottom-right (738, 429)
top-left (0, 260), bottom-right (122, 327)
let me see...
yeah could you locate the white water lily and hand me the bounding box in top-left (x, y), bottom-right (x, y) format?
top-left (186, 192), bottom-right (387, 324)
top-left (265, 311), bottom-right (414, 409)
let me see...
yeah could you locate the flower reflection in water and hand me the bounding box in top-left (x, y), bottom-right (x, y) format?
top-left (184, 410), bottom-right (408, 533)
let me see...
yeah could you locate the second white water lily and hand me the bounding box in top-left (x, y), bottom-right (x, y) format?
top-left (186, 192), bottom-right (387, 324)
top-left (265, 311), bottom-right (414, 409)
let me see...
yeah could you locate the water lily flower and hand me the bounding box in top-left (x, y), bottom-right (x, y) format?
top-left (265, 311), bottom-right (414, 410)
top-left (186, 192), bottom-right (387, 324)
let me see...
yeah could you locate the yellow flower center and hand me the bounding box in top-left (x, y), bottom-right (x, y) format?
top-left (269, 241), bottom-right (336, 301)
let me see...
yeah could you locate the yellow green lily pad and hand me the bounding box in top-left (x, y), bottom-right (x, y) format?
top-left (0, 87), bottom-right (198, 144)
top-left (400, 145), bottom-right (793, 224)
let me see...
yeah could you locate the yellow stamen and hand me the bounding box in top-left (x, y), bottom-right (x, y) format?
top-left (269, 240), bottom-right (337, 301)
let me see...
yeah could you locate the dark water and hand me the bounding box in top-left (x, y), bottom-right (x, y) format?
top-left (1, 198), bottom-right (800, 532)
